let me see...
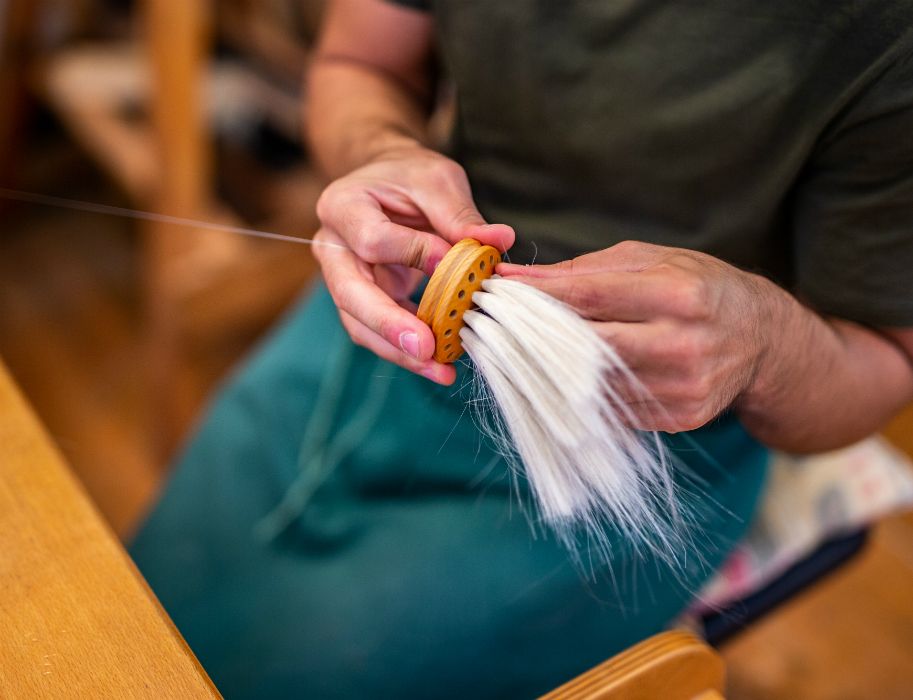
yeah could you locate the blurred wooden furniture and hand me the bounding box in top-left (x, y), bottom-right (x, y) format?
top-left (18, 0), bottom-right (320, 457)
top-left (0, 358), bottom-right (221, 698)
top-left (0, 0), bottom-right (35, 192)
top-left (543, 630), bottom-right (725, 700)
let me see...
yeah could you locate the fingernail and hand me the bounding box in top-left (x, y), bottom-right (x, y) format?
top-left (399, 331), bottom-right (420, 359)
top-left (428, 255), bottom-right (443, 273)
top-left (483, 224), bottom-right (514, 249)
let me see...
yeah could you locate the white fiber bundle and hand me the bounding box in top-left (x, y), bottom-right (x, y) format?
top-left (460, 277), bottom-right (686, 566)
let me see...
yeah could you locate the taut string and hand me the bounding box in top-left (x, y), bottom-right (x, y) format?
top-left (0, 187), bottom-right (347, 250)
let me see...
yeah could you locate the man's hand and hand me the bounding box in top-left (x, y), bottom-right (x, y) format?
top-left (307, 0), bottom-right (513, 385)
top-left (499, 241), bottom-right (781, 432)
top-left (314, 144), bottom-right (514, 385)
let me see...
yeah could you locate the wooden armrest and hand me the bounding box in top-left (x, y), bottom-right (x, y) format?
top-left (0, 359), bottom-right (220, 698)
top-left (541, 630), bottom-right (725, 700)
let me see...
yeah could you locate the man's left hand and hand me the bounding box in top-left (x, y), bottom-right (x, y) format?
top-left (498, 241), bottom-right (785, 432)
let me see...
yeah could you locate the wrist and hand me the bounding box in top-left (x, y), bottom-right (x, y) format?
top-left (360, 125), bottom-right (426, 165)
top-left (736, 274), bottom-right (805, 415)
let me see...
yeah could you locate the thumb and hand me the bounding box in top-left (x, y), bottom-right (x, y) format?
top-left (463, 222), bottom-right (516, 253)
top-left (413, 173), bottom-right (515, 252)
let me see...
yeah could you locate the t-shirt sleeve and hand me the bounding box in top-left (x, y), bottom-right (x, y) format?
top-left (384, 0), bottom-right (430, 10)
top-left (792, 49), bottom-right (913, 327)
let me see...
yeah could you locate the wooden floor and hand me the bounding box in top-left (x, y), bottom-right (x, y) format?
top-left (2, 172), bottom-right (913, 699)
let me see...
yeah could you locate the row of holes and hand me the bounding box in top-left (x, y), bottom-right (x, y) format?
top-left (442, 255), bottom-right (495, 359)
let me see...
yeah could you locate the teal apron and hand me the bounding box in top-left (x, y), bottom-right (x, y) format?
top-left (131, 285), bottom-right (767, 698)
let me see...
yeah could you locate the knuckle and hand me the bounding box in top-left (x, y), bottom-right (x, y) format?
top-left (437, 158), bottom-right (467, 183)
top-left (656, 416), bottom-right (682, 434)
top-left (687, 375), bottom-right (713, 404)
top-left (339, 314), bottom-right (368, 349)
top-left (332, 278), bottom-right (356, 313)
top-left (400, 235), bottom-right (427, 270)
top-left (449, 203), bottom-right (479, 227)
top-left (366, 222), bottom-right (427, 268)
top-left (652, 261), bottom-right (678, 276)
top-left (612, 240), bottom-right (644, 256)
top-left (665, 374), bottom-right (712, 407)
top-left (425, 159), bottom-right (469, 193)
top-left (349, 330), bottom-right (369, 350)
top-left (671, 403), bottom-right (709, 432)
top-left (374, 313), bottom-right (396, 345)
top-left (312, 230), bottom-right (328, 262)
top-left (666, 333), bottom-right (704, 369)
top-left (555, 257), bottom-right (582, 275)
top-left (675, 415), bottom-right (702, 433)
top-left (357, 229), bottom-right (385, 262)
top-left (567, 279), bottom-right (601, 312)
top-left (315, 185), bottom-right (340, 223)
top-left (669, 273), bottom-right (708, 319)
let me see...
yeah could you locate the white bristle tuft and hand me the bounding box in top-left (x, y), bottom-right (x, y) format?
top-left (460, 277), bottom-right (689, 568)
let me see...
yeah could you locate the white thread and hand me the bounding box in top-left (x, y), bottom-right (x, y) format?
top-left (0, 188), bottom-right (347, 250)
top-left (461, 277), bottom-right (689, 568)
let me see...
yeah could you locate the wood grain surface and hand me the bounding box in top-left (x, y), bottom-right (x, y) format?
top-left (541, 630), bottom-right (725, 700)
top-left (0, 359), bottom-right (220, 699)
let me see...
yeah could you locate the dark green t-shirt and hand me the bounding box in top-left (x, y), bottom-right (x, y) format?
top-left (391, 0), bottom-right (913, 326)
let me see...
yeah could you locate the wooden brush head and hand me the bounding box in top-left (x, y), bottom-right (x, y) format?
top-left (417, 238), bottom-right (501, 363)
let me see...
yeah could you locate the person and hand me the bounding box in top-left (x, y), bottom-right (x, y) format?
top-left (131, 1), bottom-right (913, 697)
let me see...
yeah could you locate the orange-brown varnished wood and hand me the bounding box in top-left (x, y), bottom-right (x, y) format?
top-left (0, 359), bottom-right (221, 698)
top-left (540, 630), bottom-right (725, 700)
top-left (417, 238), bottom-right (500, 363)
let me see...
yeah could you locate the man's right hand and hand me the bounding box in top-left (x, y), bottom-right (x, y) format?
top-left (313, 143), bottom-right (514, 385)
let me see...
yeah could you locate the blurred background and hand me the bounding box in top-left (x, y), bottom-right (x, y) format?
top-left (0, 0), bottom-right (325, 531)
top-left (1, 2), bottom-right (912, 698)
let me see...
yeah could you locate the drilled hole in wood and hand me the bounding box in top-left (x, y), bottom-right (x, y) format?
top-left (444, 328), bottom-right (452, 337)
top-left (449, 309), bottom-right (457, 318)
top-left (479, 261), bottom-right (486, 270)
top-left (489, 255), bottom-right (494, 265)
top-left (444, 343), bottom-right (452, 350)
top-left (458, 289), bottom-right (465, 299)
top-left (447, 352), bottom-right (455, 359)
top-left (468, 272), bottom-right (476, 283)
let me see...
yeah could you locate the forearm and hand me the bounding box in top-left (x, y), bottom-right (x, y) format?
top-left (736, 277), bottom-right (913, 453)
top-left (305, 0), bottom-right (437, 180)
top-left (306, 60), bottom-right (429, 178)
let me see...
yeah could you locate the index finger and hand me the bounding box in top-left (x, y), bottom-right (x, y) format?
top-left (506, 271), bottom-right (674, 322)
top-left (321, 190), bottom-right (452, 275)
top-left (318, 227), bottom-right (439, 361)
top-left (497, 240), bottom-right (669, 278)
